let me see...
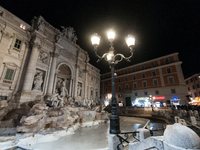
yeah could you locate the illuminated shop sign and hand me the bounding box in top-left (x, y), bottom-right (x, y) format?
top-left (135, 97), bottom-right (149, 101)
top-left (153, 96), bottom-right (165, 100)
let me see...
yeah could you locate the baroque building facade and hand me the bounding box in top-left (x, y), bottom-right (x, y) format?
top-left (0, 6), bottom-right (100, 104)
top-left (185, 73), bottom-right (200, 100)
top-left (100, 53), bottom-right (187, 107)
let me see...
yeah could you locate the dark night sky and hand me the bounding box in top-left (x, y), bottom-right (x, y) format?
top-left (1, 0), bottom-right (200, 78)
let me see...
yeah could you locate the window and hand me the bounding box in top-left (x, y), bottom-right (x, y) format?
top-left (105, 81), bottom-right (107, 85)
top-left (165, 58), bottom-right (169, 64)
top-left (151, 62), bottom-right (155, 67)
top-left (155, 90), bottom-right (159, 95)
top-left (143, 81), bottom-right (147, 87)
top-left (166, 68), bottom-right (171, 74)
top-left (105, 88), bottom-right (108, 92)
top-left (171, 89), bottom-right (176, 93)
top-left (195, 76), bottom-right (197, 80)
top-left (125, 77), bottom-right (128, 82)
top-left (197, 84), bottom-right (200, 88)
top-left (118, 79), bottom-right (121, 83)
top-left (153, 79), bottom-right (158, 86)
top-left (118, 85), bottom-right (121, 90)
top-left (1, 63), bottom-right (18, 86)
top-left (14, 39), bottom-right (22, 51)
top-left (141, 65), bottom-right (145, 70)
top-left (188, 87), bottom-right (190, 91)
top-left (193, 85), bottom-right (195, 89)
top-left (0, 96), bottom-right (7, 100)
top-left (91, 90), bottom-right (93, 96)
top-left (194, 92), bottom-right (197, 97)
top-left (142, 73), bottom-right (145, 78)
top-left (118, 72), bottom-right (120, 76)
top-left (135, 93), bottom-right (138, 96)
top-left (4, 69), bottom-right (14, 80)
top-left (144, 92), bottom-right (148, 95)
top-left (20, 24), bottom-right (26, 30)
top-left (190, 78), bottom-right (193, 82)
top-left (133, 83), bottom-right (137, 89)
top-left (125, 84), bottom-right (129, 89)
top-left (96, 91), bottom-right (98, 97)
top-left (168, 77), bottom-right (174, 84)
top-left (133, 75), bottom-right (136, 80)
top-left (186, 81), bottom-right (188, 84)
top-left (132, 67), bottom-right (135, 72)
top-left (152, 71), bottom-right (156, 76)
top-left (125, 70), bottom-right (127, 74)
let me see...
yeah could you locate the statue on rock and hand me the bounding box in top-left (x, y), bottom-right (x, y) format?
top-left (60, 79), bottom-right (68, 98)
top-left (50, 91), bottom-right (64, 108)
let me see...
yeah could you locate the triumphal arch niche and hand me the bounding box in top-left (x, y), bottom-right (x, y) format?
top-left (56, 64), bottom-right (71, 98)
top-left (0, 7), bottom-right (100, 106)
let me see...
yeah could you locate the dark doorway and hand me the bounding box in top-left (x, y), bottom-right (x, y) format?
top-left (126, 97), bottom-right (132, 106)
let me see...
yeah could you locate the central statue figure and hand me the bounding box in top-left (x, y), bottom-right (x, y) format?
top-left (60, 79), bottom-right (68, 98)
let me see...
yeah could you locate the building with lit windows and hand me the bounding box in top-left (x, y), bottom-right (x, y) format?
top-left (100, 53), bottom-right (187, 107)
top-left (185, 73), bottom-right (200, 105)
top-left (0, 6), bottom-right (100, 103)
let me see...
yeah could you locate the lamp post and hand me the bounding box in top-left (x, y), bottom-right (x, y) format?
top-left (91, 30), bottom-right (135, 134)
top-left (149, 95), bottom-right (154, 111)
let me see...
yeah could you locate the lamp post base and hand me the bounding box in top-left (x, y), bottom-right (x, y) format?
top-left (110, 114), bottom-right (120, 134)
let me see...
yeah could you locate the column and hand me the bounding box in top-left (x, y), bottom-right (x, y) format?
top-left (69, 78), bottom-right (72, 97)
top-left (22, 43), bottom-right (40, 92)
top-left (73, 64), bottom-right (79, 97)
top-left (84, 63), bottom-right (88, 99)
top-left (46, 52), bottom-right (59, 95)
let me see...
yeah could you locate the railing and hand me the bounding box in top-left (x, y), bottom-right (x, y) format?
top-left (116, 131), bottom-right (139, 150)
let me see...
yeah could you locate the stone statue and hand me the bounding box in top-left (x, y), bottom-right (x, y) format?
top-left (37, 17), bottom-right (45, 32)
top-left (33, 72), bottom-right (43, 90)
top-left (55, 30), bottom-right (62, 43)
top-left (61, 26), bottom-right (68, 37)
top-left (60, 79), bottom-right (68, 98)
top-left (67, 27), bottom-right (75, 41)
top-left (73, 35), bottom-right (78, 44)
top-left (51, 91), bottom-right (64, 108)
top-left (77, 83), bottom-right (82, 96)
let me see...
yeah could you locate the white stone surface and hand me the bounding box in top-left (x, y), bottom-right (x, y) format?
top-left (108, 133), bottom-right (123, 150)
top-left (136, 128), bottom-right (151, 141)
top-left (163, 123), bottom-right (200, 149)
top-left (129, 136), bottom-right (164, 150)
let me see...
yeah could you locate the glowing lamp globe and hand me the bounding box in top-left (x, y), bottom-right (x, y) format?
top-left (91, 33), bottom-right (101, 46)
top-left (107, 31), bottom-right (115, 42)
top-left (125, 35), bottom-right (135, 48)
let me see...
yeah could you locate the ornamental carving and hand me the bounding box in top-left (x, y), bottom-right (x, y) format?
top-left (79, 69), bottom-right (83, 78)
top-left (38, 51), bottom-right (48, 63)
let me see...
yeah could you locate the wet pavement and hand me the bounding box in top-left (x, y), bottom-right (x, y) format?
top-left (30, 117), bottom-right (165, 150)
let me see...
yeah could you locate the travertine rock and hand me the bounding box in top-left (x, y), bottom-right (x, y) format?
top-left (16, 102), bottom-right (105, 133)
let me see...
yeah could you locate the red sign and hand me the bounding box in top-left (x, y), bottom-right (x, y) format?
top-left (153, 96), bottom-right (165, 100)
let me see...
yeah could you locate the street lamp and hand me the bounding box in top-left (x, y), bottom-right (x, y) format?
top-left (91, 30), bottom-right (135, 134)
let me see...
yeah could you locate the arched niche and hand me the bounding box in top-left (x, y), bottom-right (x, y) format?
top-left (56, 64), bottom-right (72, 97)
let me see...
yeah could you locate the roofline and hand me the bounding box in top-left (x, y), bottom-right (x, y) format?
top-left (101, 52), bottom-right (179, 76)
